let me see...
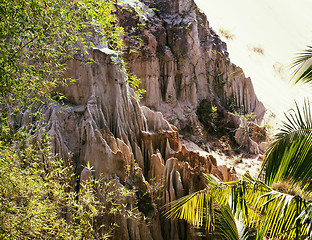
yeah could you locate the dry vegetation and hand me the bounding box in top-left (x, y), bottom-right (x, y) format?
top-left (218, 27), bottom-right (235, 40)
top-left (249, 45), bottom-right (264, 55)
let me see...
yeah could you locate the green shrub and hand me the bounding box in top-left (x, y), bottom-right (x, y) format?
top-left (0, 132), bottom-right (139, 239)
top-left (197, 100), bottom-right (218, 124)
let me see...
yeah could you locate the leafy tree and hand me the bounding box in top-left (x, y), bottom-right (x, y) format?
top-left (166, 47), bottom-right (312, 239)
top-left (0, 0), bottom-right (142, 239)
top-left (0, 0), bottom-right (123, 126)
top-left (0, 135), bottom-right (139, 239)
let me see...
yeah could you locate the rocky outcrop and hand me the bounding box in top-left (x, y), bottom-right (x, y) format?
top-left (229, 113), bottom-right (267, 154)
top-left (20, 0), bottom-right (267, 239)
top-left (118, 0), bottom-right (266, 123)
top-left (35, 45), bottom-right (237, 239)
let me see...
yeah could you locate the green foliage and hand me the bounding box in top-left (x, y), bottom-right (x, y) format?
top-left (196, 100), bottom-right (219, 133)
top-left (166, 99), bottom-right (312, 239)
top-left (232, 105), bottom-right (257, 122)
top-left (240, 112), bottom-right (257, 122)
top-left (0, 134), bottom-right (75, 239)
top-left (0, 0), bottom-right (145, 238)
top-left (195, 125), bottom-right (204, 136)
top-left (126, 71), bottom-right (146, 100)
top-left (291, 45), bottom-right (312, 85)
top-left (165, 174), bottom-right (263, 239)
top-left (210, 105), bottom-right (218, 120)
top-left (0, 133), bottom-right (139, 239)
top-left (165, 172), bottom-right (312, 239)
top-left (0, 0), bottom-right (123, 118)
top-left (0, 0), bottom-right (145, 129)
top-left (262, 99), bottom-right (312, 193)
top-left (197, 100), bottom-right (218, 122)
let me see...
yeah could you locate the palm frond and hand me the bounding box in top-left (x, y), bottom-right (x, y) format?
top-left (166, 98), bottom-right (312, 239)
top-left (164, 188), bottom-right (212, 230)
top-left (164, 174), bottom-right (266, 238)
top-left (291, 46), bottom-right (312, 85)
top-left (298, 202), bottom-right (312, 239)
top-left (212, 204), bottom-right (241, 240)
top-left (258, 190), bottom-right (312, 239)
top-left (165, 171), bottom-right (312, 239)
top-left (259, 191), bottom-right (296, 239)
top-left (164, 175), bottom-right (232, 231)
top-left (261, 99), bottom-right (312, 193)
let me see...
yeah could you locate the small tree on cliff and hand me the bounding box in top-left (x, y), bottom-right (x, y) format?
top-left (165, 46), bottom-right (312, 239)
top-left (0, 0), bottom-right (123, 130)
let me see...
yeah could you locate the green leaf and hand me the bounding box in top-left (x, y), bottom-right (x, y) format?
top-left (291, 46), bottom-right (312, 85)
top-left (262, 99), bottom-right (312, 195)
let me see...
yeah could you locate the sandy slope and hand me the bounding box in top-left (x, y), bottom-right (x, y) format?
top-left (195, 0), bottom-right (312, 122)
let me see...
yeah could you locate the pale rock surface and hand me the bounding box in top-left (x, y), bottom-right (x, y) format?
top-left (36, 46), bottom-right (228, 239)
top-left (21, 0), bottom-right (269, 238)
top-left (259, 141), bottom-right (269, 153)
top-left (120, 0), bottom-right (266, 124)
top-left (80, 167), bottom-right (93, 183)
top-left (148, 151), bottom-right (165, 181)
top-left (235, 126), bottom-right (260, 155)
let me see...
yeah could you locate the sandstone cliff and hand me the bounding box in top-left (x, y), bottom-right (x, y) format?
top-left (27, 0), bottom-right (267, 239)
top-left (119, 0), bottom-right (265, 122)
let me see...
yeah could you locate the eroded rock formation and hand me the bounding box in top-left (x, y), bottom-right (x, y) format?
top-left (37, 47), bottom-right (231, 239)
top-left (25, 0), bottom-right (268, 239)
top-left (119, 0), bottom-right (266, 123)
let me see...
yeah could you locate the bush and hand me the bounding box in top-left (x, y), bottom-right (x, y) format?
top-left (197, 100), bottom-right (218, 124)
top-left (0, 132), bottom-right (139, 239)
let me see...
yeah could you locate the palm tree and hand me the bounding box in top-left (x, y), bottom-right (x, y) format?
top-left (291, 46), bottom-right (312, 85)
top-left (165, 47), bottom-right (312, 239)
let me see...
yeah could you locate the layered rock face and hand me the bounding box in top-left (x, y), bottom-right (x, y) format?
top-left (119, 0), bottom-right (265, 122)
top-left (45, 48), bottom-right (235, 239)
top-left (34, 0), bottom-right (267, 239)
